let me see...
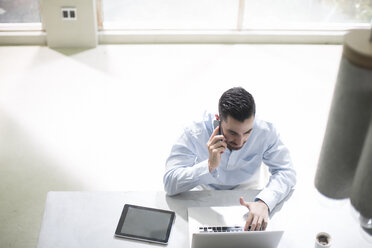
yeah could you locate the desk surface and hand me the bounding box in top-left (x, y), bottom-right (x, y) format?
top-left (37, 190), bottom-right (371, 248)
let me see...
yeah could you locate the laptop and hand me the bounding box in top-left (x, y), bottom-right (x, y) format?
top-left (188, 206), bottom-right (284, 248)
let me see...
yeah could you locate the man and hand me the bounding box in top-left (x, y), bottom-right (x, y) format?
top-left (163, 87), bottom-right (296, 231)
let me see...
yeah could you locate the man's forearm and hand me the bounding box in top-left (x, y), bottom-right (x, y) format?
top-left (163, 160), bottom-right (213, 196)
top-left (255, 169), bottom-right (296, 212)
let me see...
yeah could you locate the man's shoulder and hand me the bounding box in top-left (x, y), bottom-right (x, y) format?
top-left (184, 112), bottom-right (214, 138)
top-left (254, 118), bottom-right (278, 136)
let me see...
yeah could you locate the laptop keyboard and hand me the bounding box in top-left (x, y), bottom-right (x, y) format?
top-left (198, 226), bottom-right (245, 233)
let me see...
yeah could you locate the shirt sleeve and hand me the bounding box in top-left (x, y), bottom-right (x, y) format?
top-left (255, 126), bottom-right (297, 213)
top-left (163, 129), bottom-right (218, 196)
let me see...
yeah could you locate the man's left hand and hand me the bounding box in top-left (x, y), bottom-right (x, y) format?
top-left (239, 197), bottom-right (269, 231)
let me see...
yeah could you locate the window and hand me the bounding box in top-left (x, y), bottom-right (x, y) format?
top-left (1, 0), bottom-right (370, 44)
top-left (242, 0), bottom-right (372, 30)
top-left (102, 0), bottom-right (239, 30)
top-left (102, 0), bottom-right (372, 31)
top-left (0, 0), bottom-right (41, 23)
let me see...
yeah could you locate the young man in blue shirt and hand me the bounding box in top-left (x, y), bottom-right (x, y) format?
top-left (164, 87), bottom-right (296, 231)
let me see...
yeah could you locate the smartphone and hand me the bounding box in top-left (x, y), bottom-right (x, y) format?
top-left (213, 119), bottom-right (222, 135)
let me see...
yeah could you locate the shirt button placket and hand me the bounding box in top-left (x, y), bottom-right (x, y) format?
top-left (227, 151), bottom-right (238, 170)
top-left (222, 149), bottom-right (230, 169)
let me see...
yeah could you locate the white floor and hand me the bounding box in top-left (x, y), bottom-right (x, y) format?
top-left (0, 44), bottom-right (342, 248)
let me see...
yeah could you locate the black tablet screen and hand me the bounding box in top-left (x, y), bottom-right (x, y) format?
top-left (115, 204), bottom-right (175, 244)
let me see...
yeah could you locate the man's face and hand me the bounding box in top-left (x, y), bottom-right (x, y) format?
top-left (221, 115), bottom-right (254, 150)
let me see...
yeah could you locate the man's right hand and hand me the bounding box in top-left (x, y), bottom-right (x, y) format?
top-left (207, 126), bottom-right (227, 173)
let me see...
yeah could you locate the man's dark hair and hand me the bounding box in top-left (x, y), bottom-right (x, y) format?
top-left (218, 87), bottom-right (256, 122)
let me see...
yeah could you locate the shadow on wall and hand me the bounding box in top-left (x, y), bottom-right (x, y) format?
top-left (52, 47), bottom-right (94, 56)
top-left (0, 107), bottom-right (84, 248)
top-left (50, 47), bottom-right (111, 76)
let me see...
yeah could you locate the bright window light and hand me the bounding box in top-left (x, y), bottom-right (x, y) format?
top-left (103, 0), bottom-right (239, 30)
top-left (102, 0), bottom-right (372, 30)
top-left (242, 0), bottom-right (372, 30)
top-left (0, 0), bottom-right (41, 23)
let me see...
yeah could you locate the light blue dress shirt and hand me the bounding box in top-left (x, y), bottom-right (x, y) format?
top-left (163, 112), bottom-right (296, 212)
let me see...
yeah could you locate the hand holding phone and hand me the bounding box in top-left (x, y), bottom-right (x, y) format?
top-left (208, 117), bottom-right (227, 172)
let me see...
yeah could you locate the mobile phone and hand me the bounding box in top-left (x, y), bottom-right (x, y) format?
top-left (213, 119), bottom-right (222, 135)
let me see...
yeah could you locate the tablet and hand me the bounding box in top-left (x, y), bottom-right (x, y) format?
top-left (115, 204), bottom-right (176, 245)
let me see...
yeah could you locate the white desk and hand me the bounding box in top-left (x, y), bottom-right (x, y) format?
top-left (37, 190), bottom-right (371, 248)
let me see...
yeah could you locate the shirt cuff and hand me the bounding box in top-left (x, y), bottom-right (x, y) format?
top-left (255, 189), bottom-right (279, 213)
